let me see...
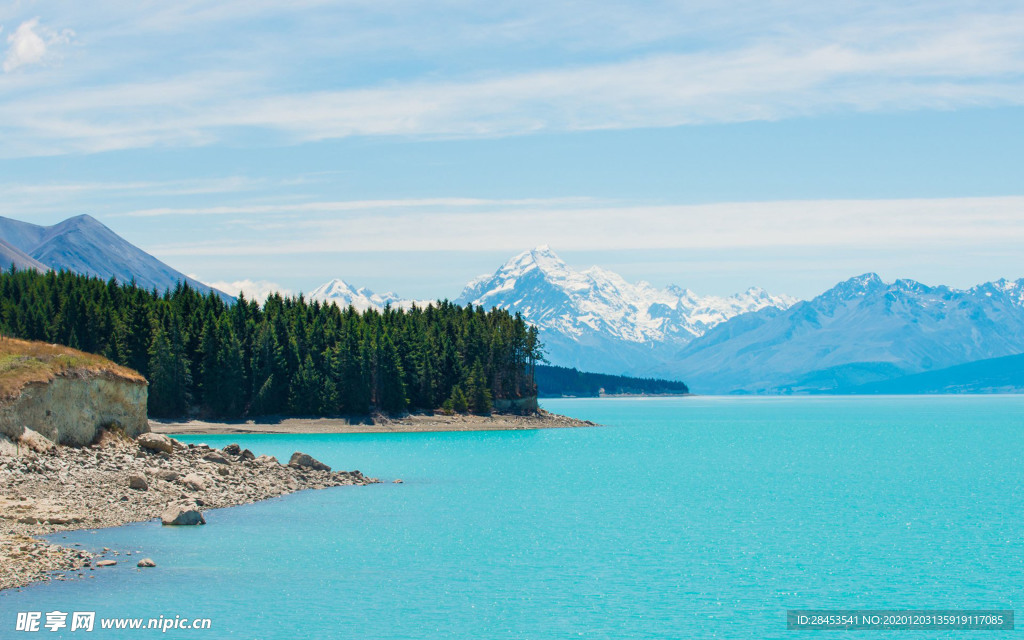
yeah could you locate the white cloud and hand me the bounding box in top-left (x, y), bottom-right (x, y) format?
top-left (153, 195), bottom-right (1024, 256)
top-left (201, 278), bottom-right (293, 302)
top-left (115, 196), bottom-right (595, 218)
top-left (3, 18), bottom-right (73, 73)
top-left (0, 10), bottom-right (1022, 154)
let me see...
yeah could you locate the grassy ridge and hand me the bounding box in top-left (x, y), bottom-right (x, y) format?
top-left (0, 337), bottom-right (145, 401)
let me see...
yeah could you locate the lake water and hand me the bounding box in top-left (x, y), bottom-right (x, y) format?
top-left (2, 396), bottom-right (1022, 639)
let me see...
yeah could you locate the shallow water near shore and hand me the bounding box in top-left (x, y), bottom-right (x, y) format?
top-left (3, 396), bottom-right (1023, 639)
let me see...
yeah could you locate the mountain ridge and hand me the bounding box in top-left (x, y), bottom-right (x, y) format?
top-left (0, 214), bottom-right (231, 301)
top-left (307, 246), bottom-right (798, 376)
top-left (672, 272), bottom-right (1024, 394)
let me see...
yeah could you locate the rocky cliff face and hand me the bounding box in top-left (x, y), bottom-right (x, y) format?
top-left (0, 374), bottom-right (148, 448)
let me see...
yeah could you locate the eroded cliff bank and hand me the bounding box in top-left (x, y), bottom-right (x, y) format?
top-left (0, 339), bottom-right (378, 592)
top-left (0, 338), bottom-right (148, 450)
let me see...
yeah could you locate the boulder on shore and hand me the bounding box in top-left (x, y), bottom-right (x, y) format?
top-left (154, 469), bottom-right (179, 482)
top-left (203, 451), bottom-right (230, 465)
top-left (137, 433), bottom-right (173, 454)
top-left (288, 452), bottom-right (331, 472)
top-left (181, 473), bottom-right (206, 491)
top-left (128, 474), bottom-right (148, 491)
top-left (160, 504), bottom-right (206, 526)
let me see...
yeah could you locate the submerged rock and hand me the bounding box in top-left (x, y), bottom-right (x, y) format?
top-left (95, 559), bottom-right (116, 567)
top-left (288, 452), bottom-right (330, 472)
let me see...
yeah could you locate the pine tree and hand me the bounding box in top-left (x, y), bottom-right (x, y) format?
top-left (147, 317), bottom-right (191, 417)
top-left (0, 267), bottom-right (542, 418)
top-left (289, 354), bottom-right (324, 415)
top-left (443, 384), bottom-right (469, 414)
top-left (466, 359), bottom-right (492, 415)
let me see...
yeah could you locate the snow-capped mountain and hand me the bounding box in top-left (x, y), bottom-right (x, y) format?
top-left (307, 279), bottom-right (415, 313)
top-left (672, 273), bottom-right (1024, 394)
top-left (0, 214), bottom-right (232, 300)
top-left (454, 245), bottom-right (798, 374)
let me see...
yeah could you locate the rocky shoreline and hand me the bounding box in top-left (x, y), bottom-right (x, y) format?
top-left (0, 431), bottom-right (377, 592)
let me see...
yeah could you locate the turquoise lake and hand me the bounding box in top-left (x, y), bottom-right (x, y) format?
top-left (2, 396), bottom-right (1023, 639)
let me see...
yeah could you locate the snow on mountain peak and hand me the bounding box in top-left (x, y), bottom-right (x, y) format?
top-left (455, 246), bottom-right (797, 345)
top-left (501, 245), bottom-right (571, 277)
top-left (309, 279), bottom-right (408, 313)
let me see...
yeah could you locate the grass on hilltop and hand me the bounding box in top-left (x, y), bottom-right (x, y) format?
top-left (0, 337), bottom-right (145, 402)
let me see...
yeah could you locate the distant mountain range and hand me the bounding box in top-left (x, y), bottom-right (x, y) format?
top-left (674, 274), bottom-right (1024, 393)
top-left (307, 279), bottom-right (427, 312)
top-left (453, 246), bottom-right (798, 375)
top-left (2, 214), bottom-right (1018, 396)
top-left (308, 246), bottom-right (798, 379)
top-left (0, 214), bottom-right (230, 300)
top-left (306, 247), bottom-right (1024, 395)
top-left (837, 352), bottom-right (1024, 395)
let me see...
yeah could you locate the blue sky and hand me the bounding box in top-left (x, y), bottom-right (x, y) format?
top-left (0, 1), bottom-right (1023, 300)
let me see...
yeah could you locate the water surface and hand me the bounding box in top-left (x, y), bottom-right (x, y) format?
top-left (2, 396), bottom-right (1022, 639)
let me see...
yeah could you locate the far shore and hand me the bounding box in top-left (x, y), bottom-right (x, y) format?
top-left (150, 410), bottom-right (597, 435)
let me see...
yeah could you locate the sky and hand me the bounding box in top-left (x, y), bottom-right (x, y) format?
top-left (0, 1), bottom-right (1023, 301)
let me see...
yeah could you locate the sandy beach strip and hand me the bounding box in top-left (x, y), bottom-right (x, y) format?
top-left (150, 410), bottom-right (597, 435)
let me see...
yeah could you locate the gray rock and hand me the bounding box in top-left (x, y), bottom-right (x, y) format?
top-left (46, 516), bottom-right (80, 525)
top-left (155, 469), bottom-right (179, 482)
top-left (137, 433), bottom-right (173, 454)
top-left (18, 428), bottom-right (56, 453)
top-left (128, 474), bottom-right (148, 491)
top-left (255, 455), bottom-right (278, 465)
top-left (181, 474), bottom-right (206, 491)
top-left (95, 559), bottom-right (117, 567)
top-left (203, 451), bottom-right (230, 464)
top-left (0, 434), bottom-right (18, 456)
top-left (239, 449), bottom-right (255, 461)
top-left (223, 443), bottom-right (241, 455)
top-left (288, 452), bottom-right (331, 472)
top-left (160, 504), bottom-right (206, 526)
top-left (136, 558), bottom-right (156, 568)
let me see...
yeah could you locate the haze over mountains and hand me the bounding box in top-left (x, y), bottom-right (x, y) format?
top-left (310, 246), bottom-right (799, 378)
top-left (0, 214), bottom-right (230, 300)
top-left (674, 274), bottom-right (1024, 393)
top-left (308, 246), bottom-right (1024, 395)
top-left (1, 214), bottom-right (1020, 395)
top-left (308, 279), bottom-right (427, 313)
top-left (453, 246), bottom-right (798, 375)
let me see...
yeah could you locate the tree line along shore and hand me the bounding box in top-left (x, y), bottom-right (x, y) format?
top-left (0, 268), bottom-right (543, 420)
